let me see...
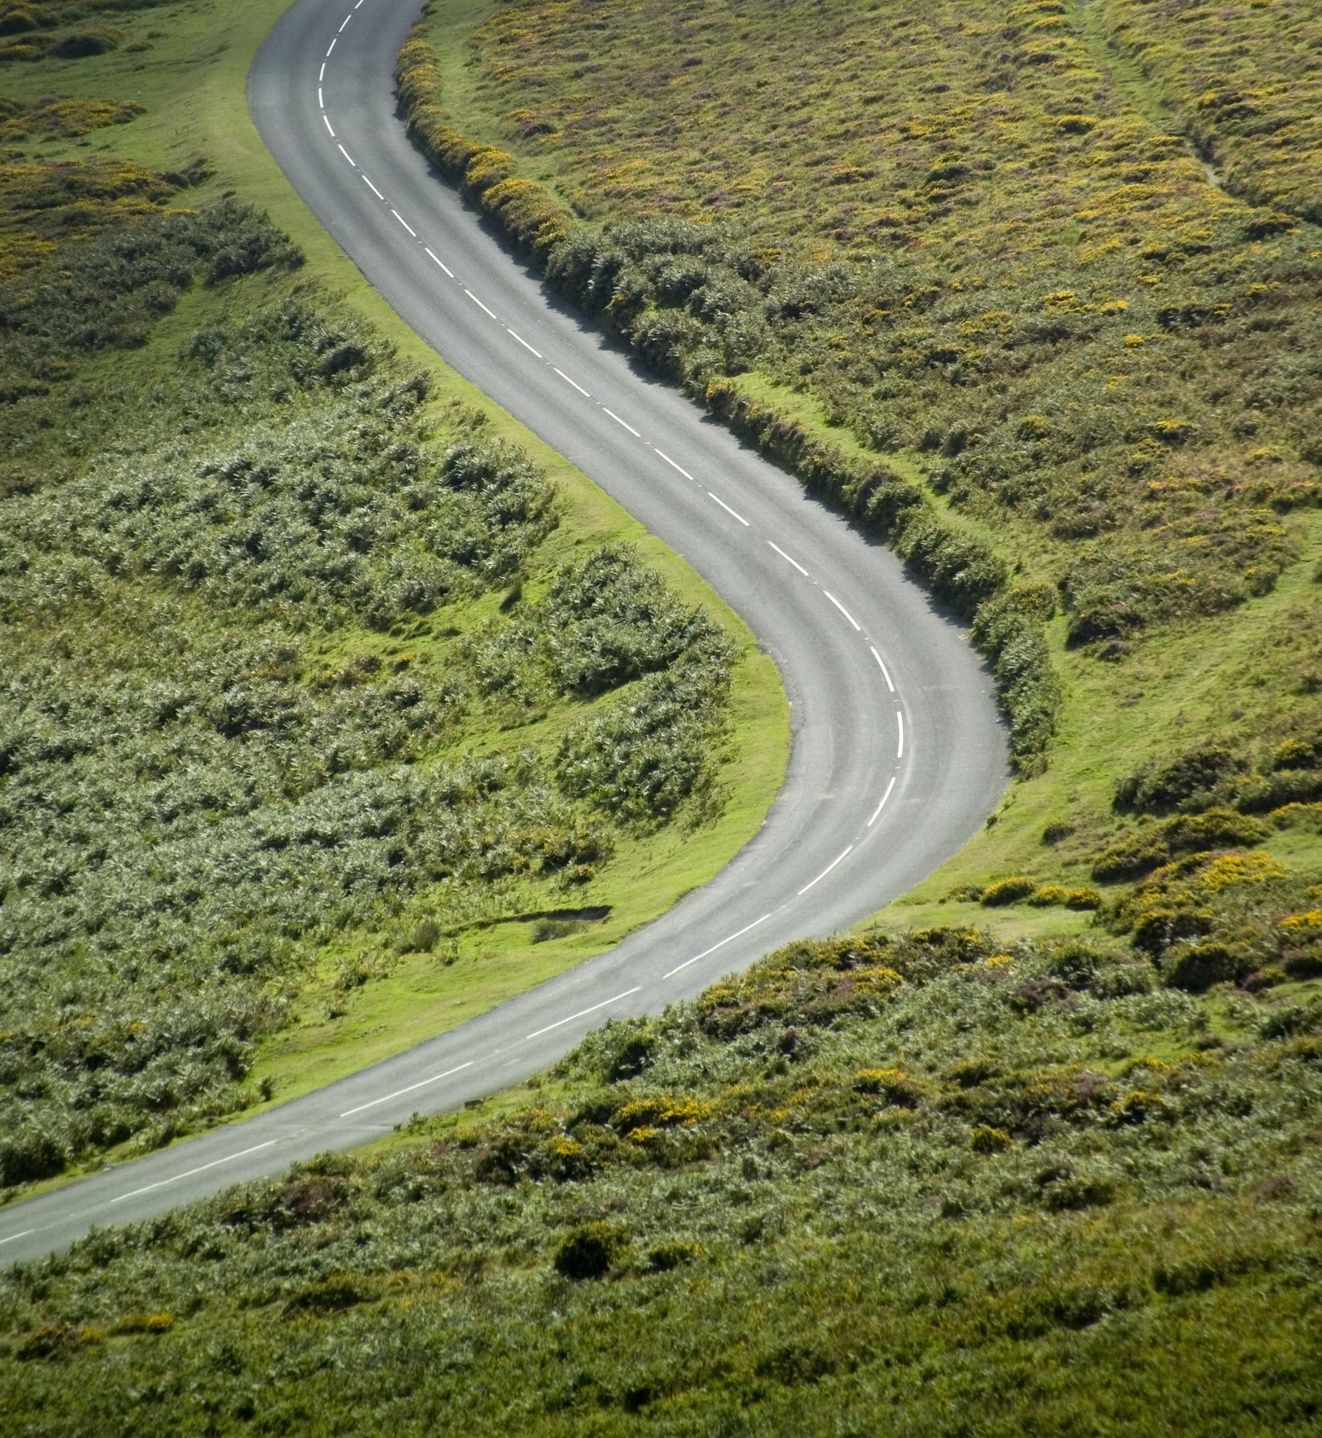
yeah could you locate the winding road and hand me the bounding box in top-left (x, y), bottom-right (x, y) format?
top-left (0, 0), bottom-right (1006, 1267)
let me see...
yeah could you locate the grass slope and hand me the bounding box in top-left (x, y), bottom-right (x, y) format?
top-left (0, 0), bottom-right (787, 1191)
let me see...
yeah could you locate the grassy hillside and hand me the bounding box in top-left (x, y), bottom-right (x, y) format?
top-left (1, 0), bottom-right (1319, 1430)
top-left (0, 0), bottom-right (786, 1191)
top-left (1, 927), bottom-right (1318, 1433)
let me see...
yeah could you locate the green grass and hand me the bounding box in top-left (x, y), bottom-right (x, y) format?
top-left (0, 0), bottom-right (788, 1191)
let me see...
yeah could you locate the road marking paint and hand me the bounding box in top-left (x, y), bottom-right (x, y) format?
top-left (553, 367), bottom-right (590, 397)
top-left (110, 1140), bottom-right (279, 1204)
top-left (337, 143), bottom-right (356, 167)
top-left (318, 86), bottom-right (324, 109)
top-left (318, 62), bottom-right (326, 82)
top-left (798, 845), bottom-right (854, 896)
top-left (870, 645), bottom-right (894, 693)
top-left (338, 12), bottom-right (352, 31)
top-left (362, 174), bottom-right (384, 200)
top-left (768, 540), bottom-right (809, 576)
top-left (464, 288), bottom-right (498, 320)
top-left (391, 209), bottom-right (417, 237)
top-left (897, 710), bottom-right (905, 759)
top-left (824, 590), bottom-right (861, 631)
top-left (708, 492), bottom-right (750, 526)
top-left (424, 246), bottom-right (453, 278)
top-left (868, 775), bottom-right (897, 828)
top-left (523, 987), bottom-right (641, 1042)
top-left (322, 114), bottom-right (335, 138)
top-left (663, 914), bottom-right (773, 979)
top-left (340, 1061), bottom-right (474, 1118)
top-left (0, 1230), bottom-right (34, 1247)
top-left (325, 37), bottom-right (336, 56)
top-left (507, 329), bottom-right (542, 358)
top-left (602, 407), bottom-right (641, 437)
top-left (654, 449), bottom-right (695, 482)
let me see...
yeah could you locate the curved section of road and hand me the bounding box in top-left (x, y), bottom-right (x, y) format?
top-left (0, 0), bottom-right (1006, 1268)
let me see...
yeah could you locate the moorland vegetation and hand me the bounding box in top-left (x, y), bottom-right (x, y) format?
top-left (0, 6), bottom-right (764, 1191)
top-left (1, 0), bottom-right (1320, 1430)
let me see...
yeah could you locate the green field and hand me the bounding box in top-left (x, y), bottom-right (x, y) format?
top-left (0, 0), bottom-right (787, 1190)
top-left (1, 0), bottom-right (1320, 1429)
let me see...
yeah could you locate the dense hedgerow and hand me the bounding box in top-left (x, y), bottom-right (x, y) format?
top-left (0, 925), bottom-right (1317, 1433)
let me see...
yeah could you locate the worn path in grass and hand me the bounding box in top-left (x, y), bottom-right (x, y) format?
top-left (0, 0), bottom-right (1005, 1266)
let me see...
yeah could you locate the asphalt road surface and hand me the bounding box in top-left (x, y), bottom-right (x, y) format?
top-left (0, 0), bottom-right (1007, 1268)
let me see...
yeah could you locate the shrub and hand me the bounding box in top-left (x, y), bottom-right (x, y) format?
top-left (553, 1221), bottom-right (626, 1280)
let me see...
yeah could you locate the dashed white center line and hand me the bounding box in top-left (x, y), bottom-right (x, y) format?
top-left (464, 289), bottom-right (499, 320)
top-left (362, 174), bottom-right (384, 200)
top-left (523, 987), bottom-right (641, 1042)
top-left (798, 845), bottom-right (855, 896)
top-left (868, 775), bottom-right (897, 828)
top-left (870, 645), bottom-right (895, 693)
top-left (322, 114), bottom-right (335, 138)
top-left (423, 246), bottom-right (453, 278)
top-left (0, 1229), bottom-right (34, 1247)
top-left (325, 36), bottom-right (336, 56)
top-left (897, 710), bottom-right (905, 759)
top-left (654, 449), bottom-right (695, 483)
top-left (338, 13), bottom-right (352, 31)
top-left (824, 590), bottom-right (861, 631)
top-left (708, 492), bottom-right (750, 526)
top-left (391, 209), bottom-right (417, 237)
top-left (110, 1140), bottom-right (279, 1204)
top-left (318, 62), bottom-right (326, 82)
top-left (663, 914), bottom-right (774, 979)
top-left (337, 143), bottom-right (356, 167)
top-left (507, 329), bottom-right (542, 358)
top-left (602, 407), bottom-right (641, 437)
top-left (318, 87), bottom-right (324, 109)
top-left (340, 1061), bottom-right (474, 1119)
top-left (553, 367), bottom-right (590, 397)
top-left (768, 540), bottom-right (809, 576)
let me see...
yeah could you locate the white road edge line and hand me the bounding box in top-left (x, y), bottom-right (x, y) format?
top-left (337, 143), bottom-right (356, 167)
top-left (362, 175), bottom-right (384, 200)
top-left (553, 367), bottom-right (590, 397)
top-left (0, 1230), bottom-right (35, 1246)
top-left (322, 114), bottom-right (335, 138)
top-left (824, 590), bottom-right (861, 631)
top-left (391, 209), bottom-right (417, 237)
top-left (464, 289), bottom-right (499, 320)
top-left (507, 329), bottom-right (542, 358)
top-left (868, 775), bottom-right (898, 828)
top-left (708, 492), bottom-right (750, 526)
top-left (768, 540), bottom-right (809, 576)
top-left (870, 644), bottom-right (895, 693)
top-left (423, 246), bottom-right (453, 278)
top-left (897, 710), bottom-right (905, 759)
top-left (798, 845), bottom-right (854, 896)
top-left (602, 407), bottom-right (642, 438)
top-left (663, 913), bottom-right (774, 979)
top-left (523, 987), bottom-right (641, 1042)
top-left (654, 449), bottom-right (695, 482)
top-left (110, 1140), bottom-right (280, 1204)
top-left (340, 1061), bottom-right (474, 1118)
